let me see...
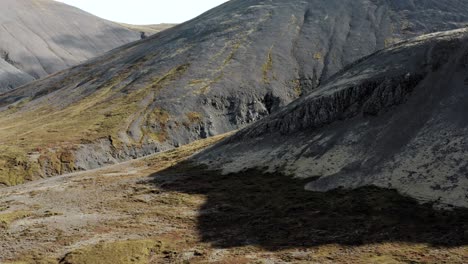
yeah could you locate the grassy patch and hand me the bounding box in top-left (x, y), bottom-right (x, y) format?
top-left (194, 73), bottom-right (224, 95)
top-left (0, 211), bottom-right (31, 229)
top-left (0, 64), bottom-right (191, 185)
top-left (262, 48), bottom-right (274, 84)
top-left (0, 147), bottom-right (41, 186)
top-left (148, 64), bottom-right (190, 91)
top-left (142, 108), bottom-right (171, 143)
top-left (186, 112), bottom-right (202, 124)
top-left (60, 239), bottom-right (163, 264)
top-left (188, 79), bottom-right (206, 86)
top-left (314, 52), bottom-right (323, 61)
top-left (224, 41), bottom-right (242, 66)
top-left (364, 255), bottom-right (405, 264)
top-left (291, 79), bottom-right (302, 97)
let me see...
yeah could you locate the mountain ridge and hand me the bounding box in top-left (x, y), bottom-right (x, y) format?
top-left (195, 28), bottom-right (468, 208)
top-left (0, 0), bottom-right (172, 92)
top-left (2, 0), bottom-right (468, 185)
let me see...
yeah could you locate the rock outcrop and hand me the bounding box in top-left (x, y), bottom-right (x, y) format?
top-left (196, 28), bottom-right (468, 208)
top-left (2, 0), bottom-right (468, 185)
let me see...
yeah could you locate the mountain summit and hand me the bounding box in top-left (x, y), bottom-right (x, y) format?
top-left (2, 0), bottom-right (468, 185)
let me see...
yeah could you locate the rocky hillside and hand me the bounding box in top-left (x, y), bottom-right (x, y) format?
top-left (1, 134), bottom-right (466, 263)
top-left (0, 135), bottom-right (467, 263)
top-left (196, 28), bottom-right (468, 208)
top-left (2, 0), bottom-right (468, 186)
top-left (0, 0), bottom-right (167, 92)
top-left (119, 23), bottom-right (177, 36)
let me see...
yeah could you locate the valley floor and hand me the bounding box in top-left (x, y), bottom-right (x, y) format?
top-left (0, 135), bottom-right (467, 264)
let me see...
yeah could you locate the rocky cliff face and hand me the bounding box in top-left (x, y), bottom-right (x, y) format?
top-left (0, 0), bottom-right (164, 92)
top-left (195, 28), bottom-right (468, 208)
top-left (2, 0), bottom-right (468, 185)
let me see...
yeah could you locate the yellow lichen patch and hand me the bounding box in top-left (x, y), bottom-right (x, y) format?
top-left (0, 147), bottom-right (41, 186)
top-left (148, 131), bottom-right (168, 143)
top-left (148, 64), bottom-right (190, 91)
top-left (0, 211), bottom-right (31, 229)
top-left (3, 249), bottom-right (57, 264)
top-left (3, 260), bottom-right (55, 264)
top-left (364, 255), bottom-right (405, 264)
top-left (262, 47), bottom-right (274, 84)
top-left (292, 79), bottom-right (302, 97)
top-left (149, 108), bottom-right (170, 125)
top-left (224, 41), bottom-right (242, 66)
top-left (384, 38), bottom-right (401, 48)
top-left (142, 108), bottom-right (171, 143)
top-left (188, 79), bottom-right (206, 86)
top-left (194, 73), bottom-right (224, 95)
top-left (61, 239), bottom-right (163, 264)
top-left (186, 112), bottom-right (202, 124)
top-left (313, 52), bottom-right (323, 61)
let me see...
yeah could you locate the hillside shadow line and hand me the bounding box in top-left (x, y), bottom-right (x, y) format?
top-left (146, 161), bottom-right (468, 250)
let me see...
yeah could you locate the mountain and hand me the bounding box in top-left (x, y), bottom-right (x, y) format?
top-left (119, 23), bottom-right (177, 35)
top-left (2, 0), bottom-right (468, 186)
top-left (1, 134), bottom-right (466, 263)
top-left (0, 0), bottom-right (167, 92)
top-left (195, 28), bottom-right (468, 208)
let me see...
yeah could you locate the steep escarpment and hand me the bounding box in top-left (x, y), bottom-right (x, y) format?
top-left (195, 28), bottom-right (468, 208)
top-left (2, 0), bottom-right (468, 185)
top-left (0, 0), bottom-right (165, 92)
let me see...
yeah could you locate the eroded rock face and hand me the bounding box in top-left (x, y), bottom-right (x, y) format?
top-left (0, 0), bottom-right (152, 92)
top-left (195, 29), bottom-right (468, 208)
top-left (2, 0), bottom-right (468, 184)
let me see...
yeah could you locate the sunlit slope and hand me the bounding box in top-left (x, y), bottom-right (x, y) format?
top-left (0, 0), bottom-right (148, 92)
top-left (2, 0), bottom-right (468, 185)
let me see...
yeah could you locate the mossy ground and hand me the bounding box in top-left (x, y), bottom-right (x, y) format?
top-left (262, 47), bottom-right (274, 84)
top-left (0, 210), bottom-right (31, 229)
top-left (60, 240), bottom-right (163, 264)
top-left (1, 134), bottom-right (465, 263)
top-left (0, 64), bottom-right (190, 186)
top-left (186, 112), bottom-right (202, 123)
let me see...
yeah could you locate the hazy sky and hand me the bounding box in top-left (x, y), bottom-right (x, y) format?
top-left (56, 0), bottom-right (228, 25)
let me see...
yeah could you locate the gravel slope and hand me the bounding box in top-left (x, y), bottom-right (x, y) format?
top-left (2, 0), bottom-right (468, 184)
top-left (195, 28), bottom-right (468, 208)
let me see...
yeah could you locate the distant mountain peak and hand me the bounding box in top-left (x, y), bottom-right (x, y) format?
top-left (0, 0), bottom-right (173, 93)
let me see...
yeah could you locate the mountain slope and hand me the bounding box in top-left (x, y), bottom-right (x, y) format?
top-left (0, 0), bottom-right (156, 92)
top-left (2, 0), bottom-right (468, 185)
top-left (119, 23), bottom-right (177, 35)
top-left (1, 135), bottom-right (466, 263)
top-left (195, 28), bottom-right (468, 208)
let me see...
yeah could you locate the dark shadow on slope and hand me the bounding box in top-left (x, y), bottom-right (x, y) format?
top-left (147, 161), bottom-right (468, 250)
